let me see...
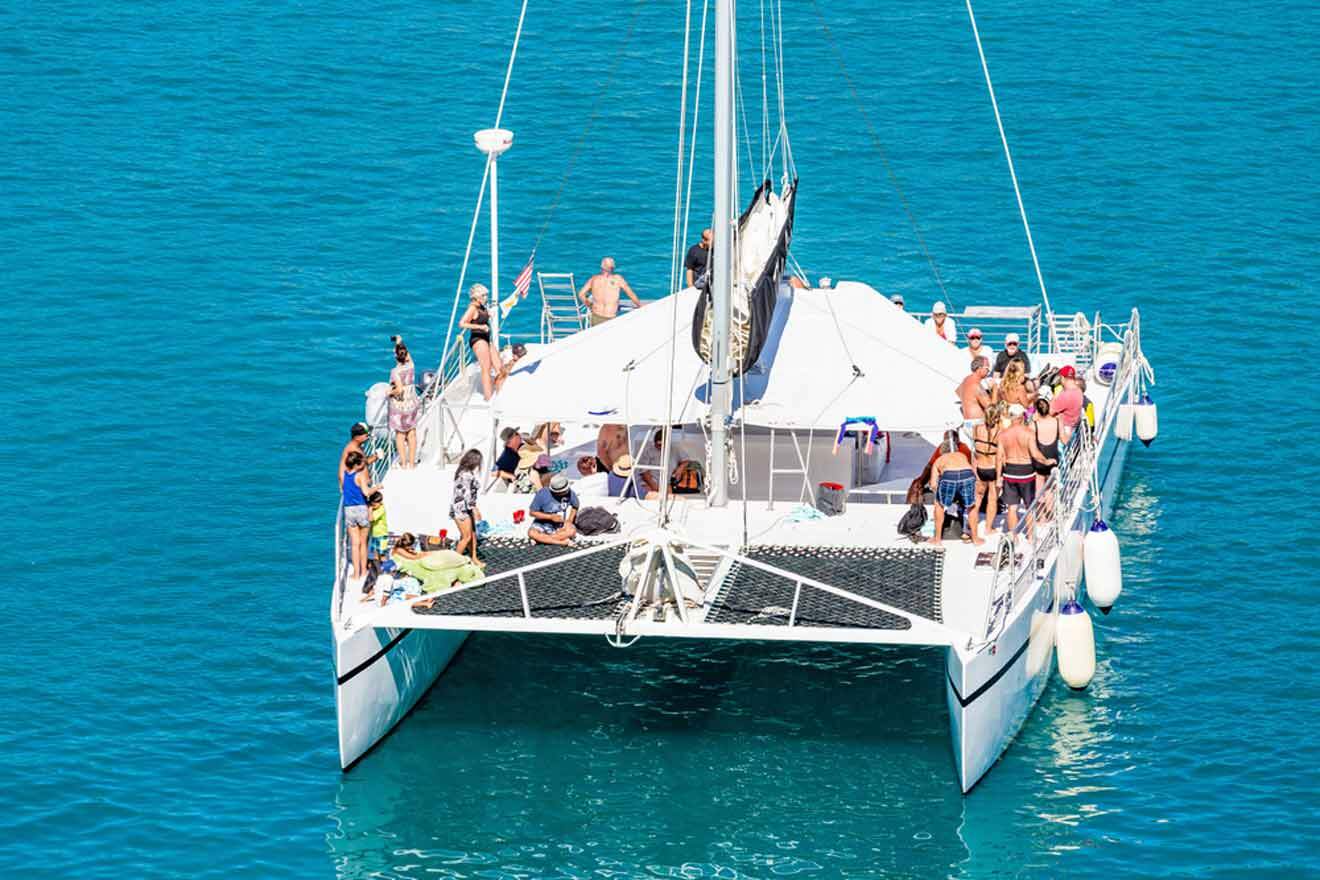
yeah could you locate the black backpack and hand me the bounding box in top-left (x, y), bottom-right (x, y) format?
top-left (897, 503), bottom-right (927, 539)
top-left (575, 506), bottom-right (621, 536)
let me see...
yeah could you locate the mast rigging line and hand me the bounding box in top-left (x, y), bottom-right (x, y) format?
top-left (963, 0), bottom-right (1055, 337)
top-left (807, 0), bottom-right (953, 311)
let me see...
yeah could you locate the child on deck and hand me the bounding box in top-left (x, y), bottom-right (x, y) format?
top-left (367, 490), bottom-right (389, 564)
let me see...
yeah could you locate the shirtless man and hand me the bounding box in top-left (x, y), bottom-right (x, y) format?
top-left (579, 257), bottom-right (641, 326)
top-left (958, 357), bottom-right (992, 425)
top-left (595, 423), bottom-right (629, 473)
top-left (338, 422), bottom-right (378, 486)
top-left (929, 431), bottom-right (981, 546)
top-left (997, 405), bottom-right (1039, 537)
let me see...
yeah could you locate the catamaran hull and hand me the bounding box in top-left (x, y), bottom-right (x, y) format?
top-left (946, 428), bottom-right (1132, 792)
top-left (334, 624), bottom-right (469, 769)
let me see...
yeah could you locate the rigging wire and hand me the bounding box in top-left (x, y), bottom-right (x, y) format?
top-left (964, 0), bottom-right (1054, 333)
top-left (807, 0), bottom-right (953, 310)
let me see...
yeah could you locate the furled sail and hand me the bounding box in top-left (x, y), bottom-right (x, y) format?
top-left (692, 179), bottom-right (797, 375)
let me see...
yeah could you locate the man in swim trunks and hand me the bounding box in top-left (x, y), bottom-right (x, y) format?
top-left (595, 423), bottom-right (629, 474)
top-left (579, 257), bottom-right (642, 326)
top-left (929, 431), bottom-right (981, 546)
top-left (997, 404), bottom-right (1038, 537)
top-left (958, 357), bottom-right (992, 425)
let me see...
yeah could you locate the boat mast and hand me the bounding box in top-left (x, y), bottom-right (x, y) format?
top-left (709, 0), bottom-right (735, 508)
top-left (474, 128), bottom-right (514, 356)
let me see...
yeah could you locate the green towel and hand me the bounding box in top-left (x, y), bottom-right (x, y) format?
top-left (392, 552), bottom-right (483, 594)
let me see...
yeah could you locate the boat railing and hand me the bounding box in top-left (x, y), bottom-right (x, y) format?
top-left (915, 305), bottom-right (1043, 356)
top-left (332, 500), bottom-right (349, 623)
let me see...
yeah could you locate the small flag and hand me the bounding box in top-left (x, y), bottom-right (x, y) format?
top-left (501, 252), bottom-right (535, 319)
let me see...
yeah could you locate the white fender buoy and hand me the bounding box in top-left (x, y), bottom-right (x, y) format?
top-left (1134, 393), bottom-right (1158, 446)
top-left (1057, 529), bottom-right (1085, 589)
top-left (1026, 606), bottom-right (1056, 678)
top-left (1115, 402), bottom-right (1134, 441)
top-left (1055, 600), bottom-right (1096, 690)
top-left (364, 382), bottom-right (392, 428)
top-left (1083, 519), bottom-right (1123, 614)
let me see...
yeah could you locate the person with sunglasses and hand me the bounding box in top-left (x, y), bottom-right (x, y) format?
top-left (992, 332), bottom-right (1031, 378)
top-left (965, 327), bottom-right (995, 368)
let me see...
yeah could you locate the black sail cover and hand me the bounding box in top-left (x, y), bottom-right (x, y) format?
top-left (692, 179), bottom-right (797, 376)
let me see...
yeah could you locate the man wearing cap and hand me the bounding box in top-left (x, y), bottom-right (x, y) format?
top-left (889, 293), bottom-right (906, 310)
top-left (924, 302), bottom-right (957, 344)
top-left (528, 474), bottom-right (581, 545)
top-left (965, 327), bottom-right (995, 367)
top-left (492, 426), bottom-right (524, 486)
top-left (1049, 365), bottom-right (1084, 431)
top-left (992, 333), bottom-right (1031, 377)
top-left (607, 455), bottom-right (640, 499)
top-left (338, 422), bottom-right (378, 486)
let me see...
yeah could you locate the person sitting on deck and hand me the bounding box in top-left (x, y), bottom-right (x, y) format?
top-left (342, 451), bottom-right (380, 581)
top-left (492, 426), bottom-right (524, 486)
top-left (638, 427), bottom-right (699, 496)
top-left (390, 533), bottom-right (483, 608)
top-left (493, 342), bottom-right (528, 393)
top-left (929, 432), bottom-right (981, 546)
top-left (889, 293), bottom-right (905, 310)
top-left (685, 228), bottom-right (712, 288)
top-left (965, 327), bottom-right (995, 368)
top-left (578, 257), bottom-right (641, 326)
top-left (528, 474), bottom-right (580, 545)
top-left (338, 422), bottom-right (377, 487)
top-left (993, 333), bottom-right (1031, 377)
top-left (925, 301), bottom-right (957, 344)
top-left (595, 423), bottom-right (629, 474)
top-left (997, 405), bottom-right (1038, 537)
top-left (607, 455), bottom-right (640, 499)
top-left (959, 357), bottom-right (992, 427)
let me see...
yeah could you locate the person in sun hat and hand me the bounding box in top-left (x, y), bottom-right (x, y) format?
top-left (528, 473), bottom-right (581, 545)
top-left (606, 455), bottom-right (640, 500)
top-left (965, 327), bottom-right (995, 367)
top-left (992, 332), bottom-right (1031, 377)
top-left (924, 301), bottom-right (958, 344)
top-left (339, 421), bottom-right (378, 487)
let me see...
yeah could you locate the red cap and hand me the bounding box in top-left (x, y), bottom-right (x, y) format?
top-left (1058, 365), bottom-right (1077, 379)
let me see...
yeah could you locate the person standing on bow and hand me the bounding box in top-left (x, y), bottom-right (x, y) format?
top-left (579, 257), bottom-right (641, 326)
top-left (388, 336), bottom-right (420, 469)
top-left (460, 283), bottom-right (499, 401)
top-left (925, 301), bottom-right (958, 344)
top-left (685, 229), bottom-right (712, 288)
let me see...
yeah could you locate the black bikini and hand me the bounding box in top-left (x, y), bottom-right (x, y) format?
top-left (974, 426), bottom-right (999, 483)
top-left (468, 304), bottom-right (490, 347)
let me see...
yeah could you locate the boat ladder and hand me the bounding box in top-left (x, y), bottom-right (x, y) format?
top-left (537, 272), bottom-right (583, 341)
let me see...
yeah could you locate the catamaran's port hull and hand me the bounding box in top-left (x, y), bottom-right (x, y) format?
top-left (335, 624), bottom-right (469, 769)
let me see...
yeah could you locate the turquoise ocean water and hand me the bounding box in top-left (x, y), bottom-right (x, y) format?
top-left (4, 1), bottom-right (1319, 876)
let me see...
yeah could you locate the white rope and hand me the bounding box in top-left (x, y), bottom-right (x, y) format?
top-left (964, 0), bottom-right (1054, 334)
top-left (493, 0), bottom-right (529, 130)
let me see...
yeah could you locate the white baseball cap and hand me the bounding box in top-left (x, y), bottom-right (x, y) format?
top-left (932, 301), bottom-right (947, 315)
top-left (1005, 332), bottom-right (1020, 344)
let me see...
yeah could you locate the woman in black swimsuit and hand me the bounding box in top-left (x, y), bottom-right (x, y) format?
top-left (459, 283), bottom-right (498, 400)
top-left (973, 402), bottom-right (1003, 534)
top-left (1032, 397), bottom-right (1061, 494)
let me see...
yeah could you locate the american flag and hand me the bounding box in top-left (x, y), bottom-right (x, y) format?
top-left (514, 252), bottom-right (535, 298)
top-left (501, 252), bottom-right (536, 319)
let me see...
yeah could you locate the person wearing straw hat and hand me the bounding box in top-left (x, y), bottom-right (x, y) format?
top-left (606, 455), bottom-right (640, 500)
top-left (924, 302), bottom-right (958, 344)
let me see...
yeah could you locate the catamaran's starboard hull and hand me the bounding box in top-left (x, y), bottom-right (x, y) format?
top-left (946, 427), bottom-right (1132, 792)
top-left (335, 624), bottom-right (469, 769)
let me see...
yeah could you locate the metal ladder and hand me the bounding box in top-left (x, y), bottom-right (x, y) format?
top-left (537, 272), bottom-right (583, 342)
top-left (766, 427), bottom-right (814, 510)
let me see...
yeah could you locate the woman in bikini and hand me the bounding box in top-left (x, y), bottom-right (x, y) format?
top-left (459, 283), bottom-right (499, 400)
top-left (995, 360), bottom-right (1034, 410)
top-left (1031, 397), bottom-right (1062, 495)
top-left (973, 402), bottom-right (1004, 535)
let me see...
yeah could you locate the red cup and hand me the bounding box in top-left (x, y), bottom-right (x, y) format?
top-left (438, 529), bottom-right (448, 543)
top-left (513, 509), bottom-right (526, 524)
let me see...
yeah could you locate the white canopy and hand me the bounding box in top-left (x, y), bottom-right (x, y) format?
top-left (495, 281), bottom-right (968, 433)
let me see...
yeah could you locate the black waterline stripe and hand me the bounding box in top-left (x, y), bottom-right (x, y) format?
top-left (947, 637), bottom-right (1030, 708)
top-left (336, 629), bottom-right (413, 686)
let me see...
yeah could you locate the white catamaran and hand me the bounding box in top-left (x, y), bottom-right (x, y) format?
top-left (329, 0), bottom-right (1158, 791)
